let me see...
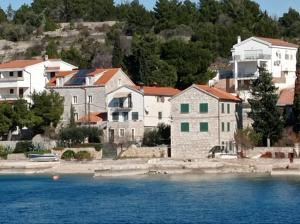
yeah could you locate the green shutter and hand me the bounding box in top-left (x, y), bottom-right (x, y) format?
top-left (180, 104), bottom-right (189, 113)
top-left (199, 103), bottom-right (208, 113)
top-left (222, 122), bottom-right (225, 132)
top-left (132, 112), bottom-right (139, 120)
top-left (200, 122), bottom-right (208, 132)
top-left (227, 104), bottom-right (230, 113)
top-left (221, 103), bottom-right (225, 113)
top-left (181, 122), bottom-right (189, 132)
top-left (227, 122), bottom-right (230, 132)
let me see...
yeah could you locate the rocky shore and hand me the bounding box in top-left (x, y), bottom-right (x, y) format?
top-left (1, 158), bottom-right (300, 177)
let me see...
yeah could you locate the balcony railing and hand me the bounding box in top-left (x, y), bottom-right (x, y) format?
top-left (233, 54), bottom-right (271, 61)
top-left (110, 105), bottom-right (132, 111)
top-left (0, 77), bottom-right (24, 82)
top-left (0, 94), bottom-right (19, 100)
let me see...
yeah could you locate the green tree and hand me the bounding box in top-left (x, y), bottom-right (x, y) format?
top-left (44, 16), bottom-right (58, 31)
top-left (46, 40), bottom-right (59, 58)
top-left (248, 68), bottom-right (283, 146)
top-left (0, 8), bottom-right (7, 23)
top-left (31, 91), bottom-right (64, 133)
top-left (112, 35), bottom-right (124, 68)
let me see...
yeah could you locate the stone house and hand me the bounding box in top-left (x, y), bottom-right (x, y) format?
top-left (106, 85), bottom-right (180, 144)
top-left (47, 68), bottom-right (134, 126)
top-left (170, 84), bottom-right (242, 159)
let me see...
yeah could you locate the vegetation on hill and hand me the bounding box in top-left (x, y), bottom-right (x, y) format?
top-left (0, 0), bottom-right (300, 89)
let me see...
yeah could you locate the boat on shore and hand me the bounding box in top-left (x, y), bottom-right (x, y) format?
top-left (28, 153), bottom-right (59, 162)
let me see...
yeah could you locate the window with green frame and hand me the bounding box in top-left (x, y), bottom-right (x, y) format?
top-left (181, 122), bottom-right (189, 132)
top-left (132, 112), bottom-right (139, 121)
top-left (200, 122), bottom-right (208, 132)
top-left (180, 104), bottom-right (189, 113)
top-left (221, 103), bottom-right (225, 113)
top-left (227, 122), bottom-right (230, 132)
top-left (227, 104), bottom-right (230, 113)
top-left (199, 103), bottom-right (208, 113)
top-left (221, 122), bottom-right (225, 132)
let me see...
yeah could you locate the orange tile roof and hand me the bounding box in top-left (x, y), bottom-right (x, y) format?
top-left (256, 37), bottom-right (298, 48)
top-left (77, 112), bottom-right (104, 123)
top-left (0, 59), bottom-right (44, 69)
top-left (94, 68), bottom-right (120, 85)
top-left (87, 68), bottom-right (107, 77)
top-left (277, 88), bottom-right (294, 106)
top-left (195, 85), bottom-right (241, 101)
top-left (137, 86), bottom-right (180, 96)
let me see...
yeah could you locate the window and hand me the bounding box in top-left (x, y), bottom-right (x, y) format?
top-left (180, 104), bottom-right (189, 113)
top-left (132, 112), bottom-right (139, 121)
top-left (227, 104), bottom-right (230, 114)
top-left (131, 128), bottom-right (135, 141)
top-left (158, 111), bottom-right (162, 120)
top-left (88, 95), bottom-right (93, 103)
top-left (10, 89), bottom-right (14, 94)
top-left (9, 71), bottom-right (13, 77)
top-left (122, 112), bottom-right (128, 121)
top-left (157, 96), bottom-right (165, 102)
top-left (227, 122), bottom-right (230, 132)
top-left (17, 71), bottom-right (22, 78)
top-left (199, 103), bottom-right (208, 113)
top-left (119, 128), bottom-right (125, 137)
top-left (221, 103), bottom-right (225, 113)
top-left (181, 122), bottom-right (189, 132)
top-left (112, 112), bottom-right (119, 121)
top-left (200, 122), bottom-right (208, 132)
top-left (221, 122), bottom-right (225, 132)
top-left (72, 96), bottom-right (78, 104)
top-left (50, 72), bottom-right (55, 78)
top-left (285, 54), bottom-right (289, 60)
top-left (19, 88), bottom-right (24, 97)
top-left (74, 113), bottom-right (78, 121)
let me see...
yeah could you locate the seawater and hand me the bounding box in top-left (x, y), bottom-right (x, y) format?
top-left (1, 174), bottom-right (300, 224)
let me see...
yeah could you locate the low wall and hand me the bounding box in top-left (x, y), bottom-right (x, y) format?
top-left (247, 147), bottom-right (294, 158)
top-left (7, 153), bottom-right (27, 161)
top-left (53, 147), bottom-right (102, 160)
top-left (118, 146), bottom-right (168, 158)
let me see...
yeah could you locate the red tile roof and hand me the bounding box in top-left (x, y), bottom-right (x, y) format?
top-left (94, 68), bottom-right (120, 85)
top-left (56, 70), bottom-right (77, 77)
top-left (137, 86), bottom-right (180, 96)
top-left (87, 68), bottom-right (107, 77)
top-left (195, 85), bottom-right (241, 102)
top-left (77, 112), bottom-right (105, 123)
top-left (256, 37), bottom-right (298, 48)
top-left (277, 88), bottom-right (294, 106)
top-left (0, 59), bottom-right (44, 69)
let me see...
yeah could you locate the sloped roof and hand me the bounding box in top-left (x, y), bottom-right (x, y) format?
top-left (137, 86), bottom-right (180, 96)
top-left (277, 88), bottom-right (294, 106)
top-left (256, 37), bottom-right (298, 48)
top-left (195, 85), bottom-right (241, 102)
top-left (77, 112), bottom-right (105, 123)
top-left (0, 59), bottom-right (44, 69)
top-left (94, 68), bottom-right (120, 85)
top-left (47, 70), bottom-right (77, 87)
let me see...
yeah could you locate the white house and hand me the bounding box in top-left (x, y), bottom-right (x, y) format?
top-left (232, 36), bottom-right (298, 99)
top-left (0, 58), bottom-right (77, 102)
top-left (106, 85), bottom-right (180, 144)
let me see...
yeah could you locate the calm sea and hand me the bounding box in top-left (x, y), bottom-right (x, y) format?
top-left (1, 174), bottom-right (300, 224)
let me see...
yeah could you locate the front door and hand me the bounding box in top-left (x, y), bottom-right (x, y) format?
top-left (109, 129), bottom-right (114, 143)
top-left (19, 88), bottom-right (24, 98)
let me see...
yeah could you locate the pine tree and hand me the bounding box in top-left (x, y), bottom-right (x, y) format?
top-left (112, 36), bottom-right (123, 68)
top-left (248, 68), bottom-right (283, 146)
top-left (293, 71), bottom-right (300, 132)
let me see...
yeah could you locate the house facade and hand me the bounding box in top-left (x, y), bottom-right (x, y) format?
top-left (0, 58), bottom-right (77, 102)
top-left (106, 86), bottom-right (180, 144)
top-left (47, 68), bottom-right (134, 126)
top-left (170, 84), bottom-right (242, 159)
top-left (232, 36), bottom-right (298, 100)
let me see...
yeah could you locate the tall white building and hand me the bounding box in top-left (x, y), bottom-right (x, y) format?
top-left (0, 58), bottom-right (77, 102)
top-left (232, 36), bottom-right (298, 99)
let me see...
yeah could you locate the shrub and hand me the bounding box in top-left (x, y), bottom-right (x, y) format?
top-left (61, 150), bottom-right (76, 161)
top-left (53, 147), bottom-right (65, 151)
top-left (75, 151), bottom-right (92, 161)
top-left (14, 141), bottom-right (34, 153)
top-left (0, 145), bottom-right (8, 159)
top-left (142, 123), bottom-right (170, 146)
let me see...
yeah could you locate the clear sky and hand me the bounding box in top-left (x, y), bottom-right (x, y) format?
top-left (1, 0), bottom-right (300, 17)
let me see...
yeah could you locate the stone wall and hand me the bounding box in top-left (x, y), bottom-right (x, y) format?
top-left (118, 146), bottom-right (168, 158)
top-left (247, 147), bottom-right (294, 158)
top-left (53, 147), bottom-right (102, 160)
top-left (7, 153), bottom-right (27, 161)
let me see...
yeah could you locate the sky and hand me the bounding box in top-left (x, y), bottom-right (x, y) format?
top-left (1, 0), bottom-right (300, 17)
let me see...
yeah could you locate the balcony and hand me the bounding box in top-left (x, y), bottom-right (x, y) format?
top-left (0, 94), bottom-right (19, 101)
top-left (233, 54), bottom-right (271, 61)
top-left (237, 71), bottom-right (259, 80)
top-left (110, 105), bottom-right (132, 111)
top-left (0, 77), bottom-right (24, 82)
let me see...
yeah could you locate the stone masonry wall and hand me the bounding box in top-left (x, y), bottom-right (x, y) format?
top-left (118, 146), bottom-right (168, 158)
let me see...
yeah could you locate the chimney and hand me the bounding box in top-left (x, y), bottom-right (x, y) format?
top-left (44, 54), bottom-right (49, 61)
top-left (237, 36), bottom-right (241, 44)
